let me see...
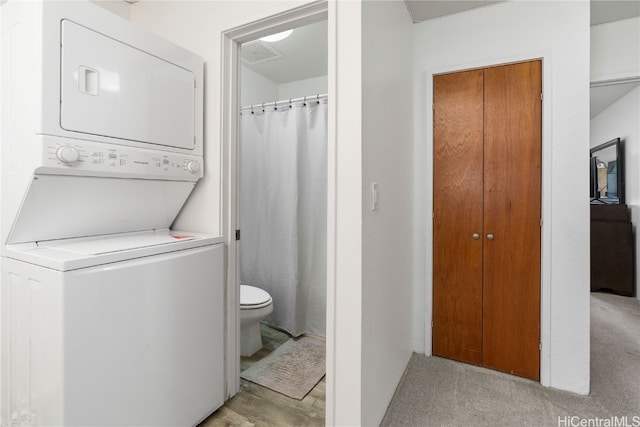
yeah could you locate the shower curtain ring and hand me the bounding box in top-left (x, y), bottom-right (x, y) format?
top-left (303, 95), bottom-right (307, 106)
top-left (262, 102), bottom-right (265, 112)
top-left (289, 98), bottom-right (292, 109)
top-left (316, 94), bottom-right (320, 104)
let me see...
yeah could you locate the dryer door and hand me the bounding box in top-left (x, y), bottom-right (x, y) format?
top-left (60, 19), bottom-right (195, 150)
top-left (7, 175), bottom-right (196, 244)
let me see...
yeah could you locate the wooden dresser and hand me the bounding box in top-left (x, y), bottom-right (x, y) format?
top-left (590, 204), bottom-right (634, 296)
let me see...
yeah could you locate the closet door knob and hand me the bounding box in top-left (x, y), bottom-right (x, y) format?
top-left (472, 233), bottom-right (480, 240)
top-left (487, 234), bottom-right (494, 241)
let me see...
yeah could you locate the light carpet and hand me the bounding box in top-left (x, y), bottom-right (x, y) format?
top-left (240, 336), bottom-right (326, 400)
top-left (381, 293), bottom-right (640, 426)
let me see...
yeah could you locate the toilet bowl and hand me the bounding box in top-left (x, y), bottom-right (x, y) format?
top-left (240, 285), bottom-right (273, 357)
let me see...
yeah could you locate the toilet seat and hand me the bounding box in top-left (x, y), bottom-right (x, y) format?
top-left (240, 285), bottom-right (272, 310)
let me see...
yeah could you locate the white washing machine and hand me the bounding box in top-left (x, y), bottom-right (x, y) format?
top-left (1, 2), bottom-right (223, 425)
top-left (3, 231), bottom-right (223, 426)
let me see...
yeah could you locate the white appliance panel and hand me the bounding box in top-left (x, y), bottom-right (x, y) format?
top-left (2, 259), bottom-right (65, 426)
top-left (5, 230), bottom-right (224, 272)
top-left (60, 19), bottom-right (195, 150)
top-left (8, 175), bottom-right (195, 244)
top-left (63, 244), bottom-right (223, 426)
top-left (38, 136), bottom-right (203, 180)
top-left (51, 233), bottom-right (196, 255)
top-left (1, 243), bottom-right (224, 426)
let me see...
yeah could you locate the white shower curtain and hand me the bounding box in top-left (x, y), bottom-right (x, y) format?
top-left (240, 98), bottom-right (327, 337)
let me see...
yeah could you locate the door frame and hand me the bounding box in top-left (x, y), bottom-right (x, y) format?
top-left (424, 52), bottom-right (553, 386)
top-left (219, 0), bottom-right (332, 410)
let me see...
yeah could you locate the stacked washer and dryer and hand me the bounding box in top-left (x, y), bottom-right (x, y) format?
top-left (1, 1), bottom-right (224, 426)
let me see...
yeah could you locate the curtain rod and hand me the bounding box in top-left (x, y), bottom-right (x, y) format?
top-left (240, 93), bottom-right (328, 112)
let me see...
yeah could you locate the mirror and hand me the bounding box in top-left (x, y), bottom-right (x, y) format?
top-left (590, 138), bottom-right (625, 205)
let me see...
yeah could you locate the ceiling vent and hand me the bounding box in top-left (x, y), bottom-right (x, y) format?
top-left (241, 40), bottom-right (284, 65)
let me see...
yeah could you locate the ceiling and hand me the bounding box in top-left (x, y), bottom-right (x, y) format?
top-left (404, 0), bottom-right (505, 23)
top-left (591, 81), bottom-right (640, 118)
top-left (241, 1), bottom-right (639, 116)
top-left (404, 0), bottom-right (640, 25)
top-left (240, 20), bottom-right (327, 85)
top-left (591, 0), bottom-right (640, 25)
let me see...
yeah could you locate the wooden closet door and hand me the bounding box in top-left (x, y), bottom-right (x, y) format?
top-left (482, 61), bottom-right (541, 380)
top-left (432, 70), bottom-right (484, 365)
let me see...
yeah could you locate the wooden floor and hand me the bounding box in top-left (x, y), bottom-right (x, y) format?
top-left (199, 324), bottom-right (326, 427)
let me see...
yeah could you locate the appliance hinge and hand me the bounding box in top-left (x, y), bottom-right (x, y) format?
top-left (431, 321), bottom-right (434, 329)
top-left (540, 218), bottom-right (543, 227)
top-left (235, 230), bottom-right (241, 241)
top-left (432, 212), bottom-right (435, 219)
top-left (432, 103), bottom-right (435, 110)
top-left (540, 92), bottom-right (543, 101)
top-left (539, 342), bottom-right (542, 351)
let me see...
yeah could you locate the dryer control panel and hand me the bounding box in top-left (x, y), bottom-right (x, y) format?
top-left (39, 138), bottom-right (203, 181)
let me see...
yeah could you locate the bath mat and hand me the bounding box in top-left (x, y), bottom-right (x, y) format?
top-left (240, 336), bottom-right (325, 400)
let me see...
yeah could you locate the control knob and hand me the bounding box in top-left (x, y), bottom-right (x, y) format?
top-left (186, 160), bottom-right (201, 173)
top-left (56, 146), bottom-right (80, 164)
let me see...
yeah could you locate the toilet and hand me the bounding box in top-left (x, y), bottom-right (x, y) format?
top-left (240, 285), bottom-right (273, 357)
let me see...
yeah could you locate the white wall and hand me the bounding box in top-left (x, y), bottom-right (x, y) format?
top-left (361, 1), bottom-right (414, 424)
top-left (279, 75), bottom-right (327, 100)
top-left (240, 65), bottom-right (278, 107)
top-left (413, 0), bottom-right (591, 394)
top-left (591, 86), bottom-right (640, 300)
top-left (591, 17), bottom-right (640, 82)
top-left (329, 1), bottom-right (362, 423)
top-left (239, 67), bottom-right (327, 107)
top-left (327, 2), bottom-right (415, 423)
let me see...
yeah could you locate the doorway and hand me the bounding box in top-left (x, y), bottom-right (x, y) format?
top-left (238, 20), bottom-right (328, 339)
top-left (432, 60), bottom-right (542, 381)
top-left (218, 2), bottom-right (330, 423)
